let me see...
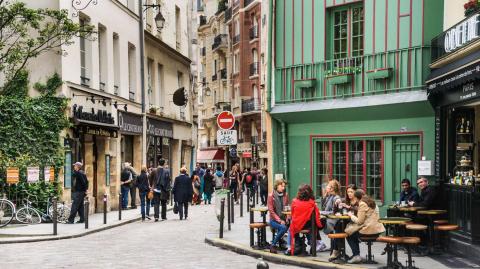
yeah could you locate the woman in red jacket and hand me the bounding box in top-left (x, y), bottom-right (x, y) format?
top-left (287, 184), bottom-right (323, 255)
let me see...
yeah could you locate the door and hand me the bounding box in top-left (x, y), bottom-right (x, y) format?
top-left (392, 136), bottom-right (420, 200)
top-left (93, 136), bottom-right (98, 211)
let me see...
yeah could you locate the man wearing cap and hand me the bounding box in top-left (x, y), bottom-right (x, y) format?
top-left (67, 162), bottom-right (89, 224)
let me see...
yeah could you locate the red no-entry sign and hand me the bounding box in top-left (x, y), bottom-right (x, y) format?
top-left (217, 111), bottom-right (235, 130)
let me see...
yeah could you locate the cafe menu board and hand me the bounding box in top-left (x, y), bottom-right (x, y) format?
top-left (6, 167), bottom-right (19, 184)
top-left (27, 167), bottom-right (40, 183)
top-left (435, 108), bottom-right (441, 178)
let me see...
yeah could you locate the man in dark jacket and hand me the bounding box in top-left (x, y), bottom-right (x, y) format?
top-left (67, 162), bottom-right (89, 224)
top-left (259, 168), bottom-right (269, 206)
top-left (153, 159), bottom-right (171, 221)
top-left (173, 167), bottom-right (193, 220)
top-left (400, 178), bottom-right (419, 204)
top-left (409, 177), bottom-right (438, 209)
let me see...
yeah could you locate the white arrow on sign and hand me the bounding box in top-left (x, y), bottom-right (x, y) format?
top-left (217, 130), bottom-right (237, 146)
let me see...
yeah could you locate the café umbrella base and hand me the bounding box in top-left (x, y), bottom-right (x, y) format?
top-left (215, 189), bottom-right (230, 222)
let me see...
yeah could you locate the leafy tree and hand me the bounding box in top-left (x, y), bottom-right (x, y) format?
top-left (0, 0), bottom-right (94, 93)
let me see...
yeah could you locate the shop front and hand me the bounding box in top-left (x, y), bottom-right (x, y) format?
top-left (147, 117), bottom-right (173, 169)
top-left (426, 11), bottom-right (480, 251)
top-left (118, 111), bottom-right (143, 171)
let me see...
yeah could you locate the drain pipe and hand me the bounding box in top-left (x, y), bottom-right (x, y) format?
top-left (280, 120), bottom-right (288, 182)
top-left (266, 0), bottom-right (274, 112)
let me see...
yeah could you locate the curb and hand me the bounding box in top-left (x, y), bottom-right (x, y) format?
top-left (0, 208), bottom-right (172, 244)
top-left (204, 237), bottom-right (365, 269)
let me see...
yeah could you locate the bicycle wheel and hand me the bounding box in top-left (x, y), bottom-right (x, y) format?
top-left (16, 207), bottom-right (42, 224)
top-left (0, 199), bottom-right (15, 228)
top-left (48, 204), bottom-right (71, 223)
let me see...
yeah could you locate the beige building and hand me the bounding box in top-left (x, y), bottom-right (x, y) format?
top-left (20, 0), bottom-right (195, 212)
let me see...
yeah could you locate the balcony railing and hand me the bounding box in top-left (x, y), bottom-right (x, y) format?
top-left (225, 7), bottom-right (232, 22)
top-left (212, 74), bottom-right (218, 81)
top-left (274, 46), bottom-right (431, 104)
top-left (129, 90), bottom-right (135, 101)
top-left (244, 0), bottom-right (255, 8)
top-left (200, 47), bottom-right (206, 56)
top-left (220, 68), bottom-right (227, 80)
top-left (233, 34), bottom-right (240, 45)
top-left (80, 76), bottom-right (90, 87)
top-left (99, 82), bottom-right (106, 91)
top-left (241, 98), bottom-right (261, 113)
top-left (212, 34), bottom-right (228, 51)
top-left (199, 15), bottom-right (207, 27)
top-left (249, 26), bottom-right (258, 40)
top-left (250, 62), bottom-right (259, 76)
top-left (114, 85), bottom-right (119, 95)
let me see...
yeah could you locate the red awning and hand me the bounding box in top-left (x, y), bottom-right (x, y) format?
top-left (242, 152), bottom-right (252, 158)
top-left (197, 149), bottom-right (225, 163)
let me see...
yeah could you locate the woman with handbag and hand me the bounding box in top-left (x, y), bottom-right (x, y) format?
top-left (137, 166), bottom-right (151, 221)
top-left (191, 171), bottom-right (201, 205)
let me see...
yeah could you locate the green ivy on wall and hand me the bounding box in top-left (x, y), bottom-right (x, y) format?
top-left (0, 71), bottom-right (69, 210)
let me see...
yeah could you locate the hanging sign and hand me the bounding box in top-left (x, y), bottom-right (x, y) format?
top-left (27, 167), bottom-right (40, 183)
top-left (6, 167), bottom-right (19, 184)
top-left (44, 167), bottom-right (55, 183)
top-left (217, 111), bottom-right (235, 130)
top-left (217, 130), bottom-right (237, 145)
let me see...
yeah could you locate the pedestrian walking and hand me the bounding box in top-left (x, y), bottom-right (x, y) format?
top-left (120, 163), bottom-right (133, 209)
top-left (203, 169), bottom-right (214, 204)
top-left (137, 166), bottom-right (151, 221)
top-left (259, 168), bottom-right (269, 206)
top-left (67, 162), bottom-right (89, 224)
top-left (153, 159), bottom-right (171, 221)
top-left (213, 166), bottom-right (224, 190)
top-left (126, 162), bottom-right (138, 209)
top-left (191, 171), bottom-right (201, 205)
top-left (229, 165), bottom-right (240, 202)
top-left (173, 167), bottom-right (193, 220)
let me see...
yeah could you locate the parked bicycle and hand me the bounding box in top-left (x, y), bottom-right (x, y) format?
top-left (0, 194), bottom-right (15, 228)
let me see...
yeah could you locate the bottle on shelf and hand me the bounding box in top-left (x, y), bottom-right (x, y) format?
top-left (466, 120), bottom-right (471, 134)
top-left (459, 117), bottom-right (465, 133)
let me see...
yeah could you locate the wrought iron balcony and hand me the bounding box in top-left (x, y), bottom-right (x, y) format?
top-left (249, 62), bottom-right (259, 76)
top-left (80, 76), bottom-right (90, 87)
top-left (199, 15), bottom-right (207, 27)
top-left (212, 34), bottom-right (228, 51)
top-left (129, 90), bottom-right (135, 101)
top-left (212, 74), bottom-right (218, 81)
top-left (249, 26), bottom-right (258, 40)
top-left (225, 7), bottom-right (232, 22)
top-left (241, 98), bottom-right (261, 114)
top-left (233, 34), bottom-right (240, 45)
top-left (220, 68), bottom-right (227, 80)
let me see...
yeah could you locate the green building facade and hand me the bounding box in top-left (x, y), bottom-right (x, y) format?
top-left (268, 0), bottom-right (444, 211)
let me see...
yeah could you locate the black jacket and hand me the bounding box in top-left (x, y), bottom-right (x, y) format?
top-left (203, 174), bottom-right (214, 194)
top-left (173, 174), bottom-right (193, 203)
top-left (72, 170), bottom-right (88, 193)
top-left (136, 172), bottom-right (150, 192)
top-left (415, 186), bottom-right (438, 209)
top-left (400, 187), bottom-right (419, 203)
top-left (155, 167), bottom-right (171, 200)
top-left (260, 175), bottom-right (268, 191)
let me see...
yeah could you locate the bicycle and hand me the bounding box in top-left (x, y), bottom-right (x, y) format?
top-left (15, 195), bottom-right (71, 224)
top-left (0, 194), bottom-right (15, 228)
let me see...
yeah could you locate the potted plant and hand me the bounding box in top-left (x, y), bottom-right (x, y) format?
top-left (464, 0), bottom-right (480, 17)
top-left (149, 106), bottom-right (158, 114)
top-left (325, 66), bottom-right (361, 85)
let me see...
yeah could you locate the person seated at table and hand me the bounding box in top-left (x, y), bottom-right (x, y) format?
top-left (339, 184), bottom-right (359, 214)
top-left (321, 179), bottom-right (342, 252)
top-left (268, 179), bottom-right (290, 253)
top-left (400, 178), bottom-right (419, 204)
top-left (408, 176), bottom-right (439, 209)
top-left (286, 184), bottom-right (322, 256)
top-left (345, 190), bottom-right (385, 264)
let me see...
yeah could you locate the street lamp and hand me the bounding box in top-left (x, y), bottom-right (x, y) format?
top-left (154, 10), bottom-right (166, 31)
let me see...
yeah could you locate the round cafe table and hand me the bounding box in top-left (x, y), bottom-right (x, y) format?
top-left (417, 209), bottom-right (447, 254)
top-left (378, 217), bottom-right (411, 268)
top-left (250, 207), bottom-right (269, 248)
top-left (326, 215), bottom-right (351, 263)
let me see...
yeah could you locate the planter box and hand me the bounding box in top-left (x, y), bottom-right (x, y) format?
top-left (326, 74), bottom-right (352, 85)
top-left (294, 79), bottom-right (316, 89)
top-left (366, 68), bottom-right (392, 80)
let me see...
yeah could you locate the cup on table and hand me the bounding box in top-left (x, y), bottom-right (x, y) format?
top-left (401, 201), bottom-right (406, 207)
top-left (284, 205), bottom-right (291, 211)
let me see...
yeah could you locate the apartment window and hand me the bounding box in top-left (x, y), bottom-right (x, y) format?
top-left (234, 86), bottom-right (240, 107)
top-left (128, 43), bottom-right (136, 101)
top-left (98, 24), bottom-right (107, 91)
top-left (233, 52), bottom-right (239, 73)
top-left (253, 84), bottom-right (258, 109)
top-left (157, 63), bottom-right (164, 107)
top-left (332, 5), bottom-right (364, 59)
top-left (175, 6), bottom-right (181, 49)
top-left (315, 139), bottom-right (383, 200)
top-left (147, 58), bottom-right (154, 107)
top-left (79, 18), bottom-right (91, 86)
top-left (113, 33), bottom-right (120, 95)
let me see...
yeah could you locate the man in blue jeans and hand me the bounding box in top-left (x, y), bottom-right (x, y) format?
top-left (267, 179), bottom-right (289, 253)
top-left (120, 163), bottom-right (133, 209)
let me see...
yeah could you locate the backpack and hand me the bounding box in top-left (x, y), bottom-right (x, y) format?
top-left (246, 174), bottom-right (253, 184)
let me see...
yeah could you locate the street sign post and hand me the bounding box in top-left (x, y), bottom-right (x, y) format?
top-left (217, 130), bottom-right (237, 146)
top-left (217, 111), bottom-right (235, 130)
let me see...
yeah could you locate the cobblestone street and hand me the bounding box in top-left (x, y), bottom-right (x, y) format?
top-left (0, 204), bottom-right (300, 269)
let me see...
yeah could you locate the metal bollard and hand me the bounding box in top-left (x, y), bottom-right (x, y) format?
top-left (219, 198), bottom-right (225, 238)
top-left (170, 190), bottom-right (173, 206)
top-left (256, 185), bottom-right (259, 205)
top-left (103, 194), bottom-right (107, 224)
top-left (52, 197), bottom-right (57, 235)
top-left (231, 193), bottom-right (235, 224)
top-left (311, 211), bottom-right (317, 257)
top-left (257, 259), bottom-right (269, 269)
top-left (227, 191), bottom-right (231, 231)
top-left (118, 193), bottom-right (122, 220)
top-left (246, 188), bottom-right (250, 213)
top-left (240, 190), bottom-right (243, 217)
top-left (84, 196), bottom-right (89, 229)
top-left (249, 207), bottom-right (254, 247)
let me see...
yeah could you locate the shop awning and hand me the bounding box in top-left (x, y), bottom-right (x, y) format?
top-left (196, 149), bottom-right (225, 163)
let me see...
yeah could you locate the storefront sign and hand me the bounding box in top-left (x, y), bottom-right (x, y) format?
top-left (72, 104), bottom-right (114, 124)
top-left (431, 12), bottom-right (480, 62)
top-left (27, 167), bottom-right (40, 183)
top-left (79, 125), bottom-right (118, 138)
top-left (6, 167), bottom-right (19, 184)
top-left (427, 64), bottom-right (480, 91)
top-left (147, 118), bottom-right (173, 138)
top-left (251, 144), bottom-right (258, 160)
top-left (418, 160), bottom-right (434, 176)
top-left (118, 111), bottom-right (143, 135)
top-left (438, 80), bottom-right (480, 106)
top-left (217, 130), bottom-right (237, 145)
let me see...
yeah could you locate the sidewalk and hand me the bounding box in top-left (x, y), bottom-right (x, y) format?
top-left (0, 205), bottom-right (169, 244)
top-left (204, 195), bottom-right (467, 269)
